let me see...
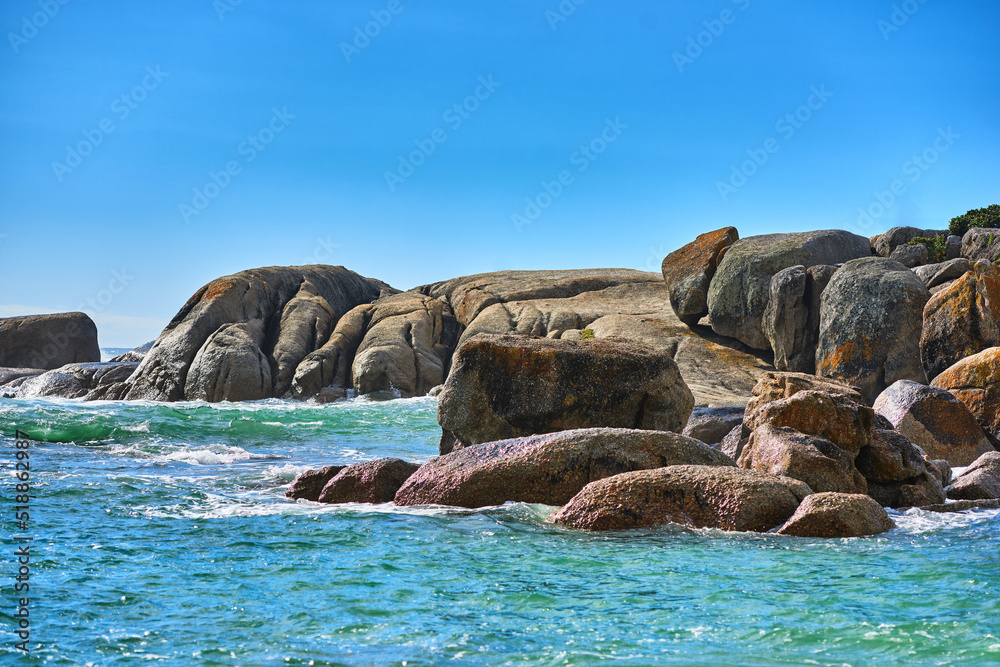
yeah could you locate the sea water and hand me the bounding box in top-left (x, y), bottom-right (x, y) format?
top-left (2, 392), bottom-right (1000, 666)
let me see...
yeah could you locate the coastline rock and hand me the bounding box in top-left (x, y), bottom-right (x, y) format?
top-left (15, 362), bottom-right (139, 400)
top-left (856, 429), bottom-right (945, 508)
top-left (285, 465), bottom-right (347, 501)
top-left (394, 428), bottom-right (733, 508)
top-left (318, 458), bottom-right (420, 504)
top-left (737, 424), bottom-right (867, 494)
top-left (682, 406), bottom-right (745, 445)
top-left (0, 367), bottom-right (44, 387)
top-left (184, 320), bottom-right (271, 402)
top-left (436, 333), bottom-right (694, 452)
top-left (551, 465), bottom-right (811, 532)
top-left (745, 371), bottom-right (866, 409)
top-left (744, 390), bottom-right (874, 456)
top-left (776, 492), bottom-right (894, 538)
top-left (109, 341), bottom-right (155, 363)
top-left (706, 230), bottom-right (871, 350)
top-left (661, 227), bottom-right (739, 323)
top-left (930, 347), bottom-right (1000, 442)
top-left (946, 451), bottom-right (1000, 501)
top-left (0, 312), bottom-right (100, 370)
top-left (889, 243), bottom-right (928, 268)
top-left (873, 380), bottom-right (993, 466)
top-left (913, 258), bottom-right (972, 289)
top-left (815, 257), bottom-right (930, 403)
top-left (962, 228), bottom-right (1000, 263)
top-left (761, 264), bottom-right (837, 374)
top-left (920, 260), bottom-right (1000, 381)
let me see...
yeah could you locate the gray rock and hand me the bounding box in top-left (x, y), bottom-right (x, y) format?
top-left (719, 423), bottom-right (750, 460)
top-left (707, 230), bottom-right (871, 350)
top-left (16, 362), bottom-right (139, 400)
top-left (683, 406), bottom-right (745, 445)
top-left (762, 264), bottom-right (837, 374)
top-left (661, 227), bottom-right (739, 323)
top-left (184, 320), bottom-right (272, 402)
top-left (872, 227), bottom-right (944, 257)
top-left (738, 424), bottom-right (867, 495)
top-left (815, 257), bottom-right (930, 403)
top-left (947, 451), bottom-right (1000, 501)
top-left (913, 258), bottom-right (973, 289)
top-left (946, 235), bottom-right (963, 260)
top-left (962, 228), bottom-right (1000, 263)
top-left (0, 367), bottom-right (44, 387)
top-left (856, 429), bottom-right (944, 508)
top-left (0, 312), bottom-right (100, 370)
top-left (889, 243), bottom-right (929, 268)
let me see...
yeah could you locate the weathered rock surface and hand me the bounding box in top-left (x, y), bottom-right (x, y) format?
top-left (0, 367), bottom-right (44, 387)
top-left (815, 257), bottom-right (930, 403)
top-left (661, 227), bottom-right (739, 323)
top-left (931, 347), bottom-right (1000, 443)
top-left (962, 228), bottom-right (1000, 263)
top-left (913, 258), bottom-right (972, 289)
top-left (745, 371), bottom-right (866, 408)
top-left (776, 492), bottom-right (894, 538)
top-left (719, 423), bottom-right (750, 460)
top-left (285, 465), bottom-right (347, 501)
top-left (763, 265), bottom-right (837, 373)
top-left (184, 320), bottom-right (271, 402)
top-left (947, 451), bottom-right (1000, 500)
top-left (889, 243), bottom-right (928, 268)
top-left (707, 230), bottom-right (871, 350)
top-left (109, 341), bottom-right (155, 363)
top-left (14, 362), bottom-right (139, 400)
top-left (946, 235), bottom-right (963, 260)
top-left (0, 312), bottom-right (100, 370)
top-left (437, 333), bottom-right (694, 452)
top-left (873, 380), bottom-right (993, 466)
top-left (394, 428), bottom-right (733, 508)
top-left (738, 424), bottom-right (867, 494)
top-left (872, 227), bottom-right (944, 257)
top-left (856, 429), bottom-right (945, 508)
top-left (745, 390), bottom-right (874, 456)
top-left (318, 458), bottom-right (420, 504)
top-left (551, 465), bottom-right (811, 532)
top-left (920, 260), bottom-right (1000, 382)
top-left (682, 406), bottom-right (745, 445)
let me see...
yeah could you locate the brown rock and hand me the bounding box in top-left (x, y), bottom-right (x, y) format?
top-left (745, 371), bottom-right (865, 410)
top-left (285, 465), bottom-right (346, 501)
top-left (931, 347), bottom-right (1000, 443)
top-left (856, 430), bottom-right (944, 508)
top-left (738, 424), bottom-right (867, 494)
top-left (946, 451), bottom-right (1000, 501)
top-left (551, 465), bottom-right (811, 532)
top-left (776, 492), bottom-right (895, 538)
top-left (318, 458), bottom-right (420, 504)
top-left (745, 389), bottom-right (874, 455)
top-left (661, 226), bottom-right (739, 323)
top-left (394, 428), bottom-right (734, 508)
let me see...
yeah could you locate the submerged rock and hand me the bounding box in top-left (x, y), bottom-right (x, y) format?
top-left (0, 312), bottom-right (100, 370)
top-left (661, 226), bottom-right (739, 323)
top-left (776, 492), bottom-right (895, 538)
top-left (318, 458), bottom-right (420, 504)
top-left (285, 465), bottom-right (347, 501)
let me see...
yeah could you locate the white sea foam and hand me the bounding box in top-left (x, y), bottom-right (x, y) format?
top-left (159, 445), bottom-right (268, 466)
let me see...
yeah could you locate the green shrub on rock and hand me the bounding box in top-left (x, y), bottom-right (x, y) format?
top-left (909, 236), bottom-right (947, 263)
top-left (949, 204), bottom-right (1000, 237)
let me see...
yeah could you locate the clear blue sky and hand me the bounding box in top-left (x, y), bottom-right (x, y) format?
top-left (2, 0), bottom-right (997, 347)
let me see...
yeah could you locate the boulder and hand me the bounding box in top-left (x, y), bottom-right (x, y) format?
top-left (682, 406), bottom-right (745, 445)
top-left (873, 380), bottom-right (994, 466)
top-left (437, 333), bottom-right (694, 452)
top-left (889, 243), bottom-right (928, 268)
top-left (962, 228), bottom-right (1000, 263)
top-left (930, 347), bottom-right (1000, 442)
top-left (744, 390), bottom-right (874, 456)
top-left (946, 451), bottom-right (1000, 501)
top-left (0, 312), bottom-right (100, 370)
top-left (923, 499), bottom-right (1000, 513)
top-left (0, 367), bottom-right (44, 387)
top-left (393, 428), bottom-right (733, 508)
top-left (184, 320), bottom-right (271, 402)
top-left (706, 230), bottom-right (871, 350)
top-left (913, 258), bottom-right (972, 289)
top-left (737, 424), bottom-right (867, 494)
top-left (719, 423), bottom-right (750, 460)
top-left (15, 362), bottom-right (139, 400)
top-left (946, 235), bottom-right (963, 260)
top-left (661, 226), bottom-right (739, 323)
top-left (855, 429), bottom-right (945, 508)
top-left (551, 465), bottom-right (811, 532)
top-left (920, 260), bottom-right (1000, 382)
top-left (872, 227), bottom-right (944, 257)
top-left (745, 371), bottom-right (866, 408)
top-left (285, 465), bottom-right (347, 501)
top-left (290, 302), bottom-right (372, 400)
top-left (776, 492), bottom-right (894, 538)
top-left (317, 458), bottom-right (420, 504)
top-left (815, 257), bottom-right (930, 403)
top-left (760, 264), bottom-right (836, 374)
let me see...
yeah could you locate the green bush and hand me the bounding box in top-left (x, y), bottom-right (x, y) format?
top-left (580, 328), bottom-right (595, 339)
top-left (909, 236), bottom-right (947, 263)
top-left (949, 204), bottom-right (1000, 237)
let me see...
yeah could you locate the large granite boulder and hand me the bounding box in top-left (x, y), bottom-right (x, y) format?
top-left (661, 226), bottom-right (739, 323)
top-left (947, 451), bottom-right (1000, 501)
top-left (920, 260), bottom-right (1000, 382)
top-left (737, 424), bottom-right (867, 494)
top-left (121, 266), bottom-right (392, 401)
top-left (913, 258), bottom-right (972, 290)
top-left (776, 492), bottom-right (894, 538)
top-left (745, 390), bottom-right (874, 456)
top-left (394, 428), bottom-right (732, 508)
top-left (962, 228), bottom-right (1000, 263)
top-left (0, 312), bottom-right (100, 370)
top-left (706, 230), bottom-right (871, 350)
top-left (285, 465), bottom-right (347, 501)
top-left (551, 465), bottom-right (811, 532)
top-left (815, 257), bottom-right (930, 403)
top-left (317, 458), bottom-right (420, 504)
top-left (931, 347), bottom-right (1000, 443)
top-left (873, 380), bottom-right (993, 466)
top-left (762, 264), bottom-right (836, 373)
top-left (855, 429), bottom-right (945, 508)
top-left (436, 333), bottom-right (694, 452)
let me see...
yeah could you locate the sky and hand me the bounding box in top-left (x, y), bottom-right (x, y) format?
top-left (1, 0), bottom-right (998, 347)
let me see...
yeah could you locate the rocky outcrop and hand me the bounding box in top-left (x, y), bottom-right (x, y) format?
top-left (920, 260), bottom-right (1000, 382)
top-left (762, 264), bottom-right (836, 373)
top-left (661, 227), bottom-right (739, 323)
top-left (815, 257), bottom-right (930, 403)
top-left (0, 312), bottom-right (100, 370)
top-left (889, 243), bottom-right (928, 268)
top-left (745, 390), bottom-right (874, 456)
top-left (394, 428), bottom-right (733, 508)
top-left (706, 230), bottom-right (871, 350)
top-left (872, 227), bottom-right (944, 257)
top-left (682, 406), bottom-right (745, 445)
top-left (285, 465), bottom-right (346, 501)
top-left (930, 347), bottom-right (1000, 443)
top-left (872, 380), bottom-right (993, 466)
top-left (317, 458), bottom-right (420, 504)
top-left (120, 266), bottom-right (392, 402)
top-left (551, 465), bottom-right (811, 532)
top-left (913, 258), bottom-right (972, 289)
top-left (855, 429), bottom-right (945, 508)
top-left (737, 424), bottom-right (867, 494)
top-left (436, 333), bottom-right (694, 452)
top-left (776, 492), bottom-right (894, 538)
top-left (15, 362), bottom-right (139, 400)
top-left (946, 451), bottom-right (1000, 501)
top-left (962, 228), bottom-right (1000, 263)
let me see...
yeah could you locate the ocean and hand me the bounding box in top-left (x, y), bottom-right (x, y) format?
top-left (3, 384), bottom-right (1000, 664)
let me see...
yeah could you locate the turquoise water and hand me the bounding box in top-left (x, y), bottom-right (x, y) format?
top-left (2, 395), bottom-right (1000, 666)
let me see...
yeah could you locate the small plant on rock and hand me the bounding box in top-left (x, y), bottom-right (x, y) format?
top-left (580, 328), bottom-right (595, 339)
top-left (909, 235), bottom-right (947, 263)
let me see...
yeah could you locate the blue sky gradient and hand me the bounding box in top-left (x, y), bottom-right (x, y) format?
top-left (2, 0), bottom-right (998, 346)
